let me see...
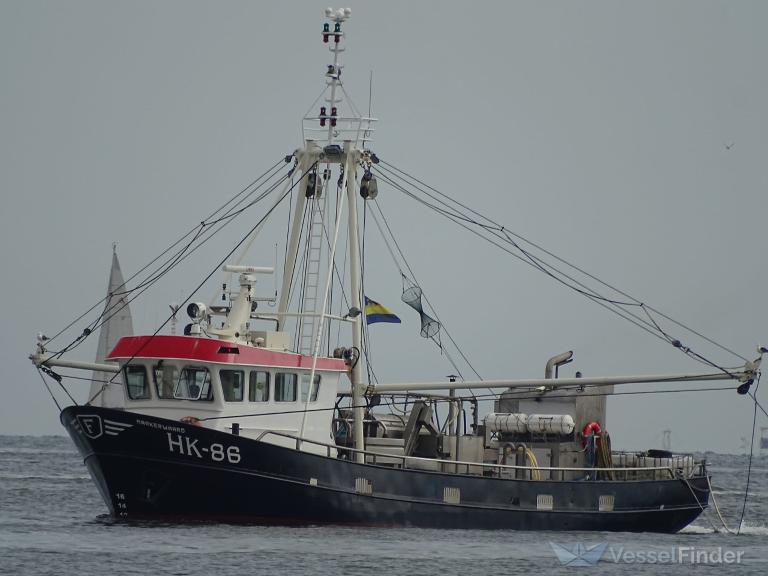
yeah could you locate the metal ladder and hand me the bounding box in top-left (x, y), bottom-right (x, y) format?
top-left (298, 179), bottom-right (328, 355)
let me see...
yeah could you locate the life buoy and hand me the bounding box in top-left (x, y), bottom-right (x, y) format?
top-left (582, 421), bottom-right (601, 445)
top-left (180, 416), bottom-right (202, 426)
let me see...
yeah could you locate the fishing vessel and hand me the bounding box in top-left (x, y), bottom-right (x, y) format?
top-left (30, 8), bottom-right (763, 532)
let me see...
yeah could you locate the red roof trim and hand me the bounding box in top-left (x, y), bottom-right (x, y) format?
top-left (107, 335), bottom-right (347, 372)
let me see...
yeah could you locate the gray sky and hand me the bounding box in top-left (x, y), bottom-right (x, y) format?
top-left (1, 1), bottom-right (766, 453)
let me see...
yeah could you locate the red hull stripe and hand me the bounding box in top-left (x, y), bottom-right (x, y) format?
top-left (107, 335), bottom-right (347, 371)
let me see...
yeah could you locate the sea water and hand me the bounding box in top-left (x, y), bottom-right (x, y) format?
top-left (1, 435), bottom-right (766, 575)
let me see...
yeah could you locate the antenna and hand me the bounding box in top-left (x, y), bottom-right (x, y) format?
top-left (270, 242), bottom-right (278, 307)
top-left (364, 70), bottom-right (374, 144)
top-left (169, 303), bottom-right (180, 335)
top-left (368, 70), bottom-right (373, 118)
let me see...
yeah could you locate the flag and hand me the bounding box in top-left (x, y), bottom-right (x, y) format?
top-left (364, 296), bottom-right (401, 325)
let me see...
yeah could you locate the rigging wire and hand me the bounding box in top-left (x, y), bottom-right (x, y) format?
top-left (36, 367), bottom-right (62, 412)
top-left (105, 169), bottom-right (292, 307)
top-left (360, 198), bottom-right (374, 384)
top-left (83, 164), bottom-right (314, 405)
top-left (379, 159), bottom-right (748, 363)
top-left (338, 82), bottom-right (364, 121)
top-left (285, 192), bottom-right (311, 336)
top-left (45, 162), bottom-right (293, 360)
top-left (375, 166), bottom-right (644, 309)
top-left (327, 177), bottom-right (335, 357)
top-left (329, 179), bottom-right (350, 346)
top-left (738, 372), bottom-right (760, 535)
top-left (43, 157), bottom-right (289, 348)
top-left (373, 163), bottom-right (747, 378)
top-left (375, 163), bottom-right (690, 341)
top-left (332, 209), bottom-right (354, 358)
top-left (369, 198), bottom-right (486, 386)
top-left (54, 180), bottom-right (290, 361)
top-left (380, 180), bottom-right (667, 342)
top-left (377, 187), bottom-right (676, 347)
top-left (38, 366), bottom-right (78, 407)
top-left (747, 391), bottom-right (768, 420)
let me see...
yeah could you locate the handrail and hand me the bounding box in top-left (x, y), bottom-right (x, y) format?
top-left (254, 429), bottom-right (704, 480)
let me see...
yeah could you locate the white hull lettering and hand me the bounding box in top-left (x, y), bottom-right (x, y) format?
top-left (185, 437), bottom-right (202, 458)
top-left (166, 432), bottom-right (240, 464)
top-left (167, 433), bottom-right (184, 454)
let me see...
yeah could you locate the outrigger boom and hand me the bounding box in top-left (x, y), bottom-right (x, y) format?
top-left (31, 353), bottom-right (760, 391)
top-left (364, 364), bottom-right (759, 394)
top-left (30, 354), bottom-right (120, 374)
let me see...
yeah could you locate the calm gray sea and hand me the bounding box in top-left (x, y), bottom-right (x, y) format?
top-left (0, 435), bottom-right (766, 575)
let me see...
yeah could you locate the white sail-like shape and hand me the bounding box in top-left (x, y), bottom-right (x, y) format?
top-left (89, 246), bottom-right (133, 407)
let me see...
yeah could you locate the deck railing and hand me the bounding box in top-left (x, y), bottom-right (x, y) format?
top-left (255, 430), bottom-right (706, 481)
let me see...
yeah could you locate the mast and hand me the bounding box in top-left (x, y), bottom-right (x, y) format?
top-left (319, 7), bottom-right (367, 461)
top-left (287, 8), bottom-right (372, 459)
top-left (276, 153), bottom-right (309, 330)
top-left (345, 141), bottom-right (365, 461)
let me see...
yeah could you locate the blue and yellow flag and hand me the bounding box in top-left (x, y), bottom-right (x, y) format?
top-left (364, 296), bottom-right (401, 325)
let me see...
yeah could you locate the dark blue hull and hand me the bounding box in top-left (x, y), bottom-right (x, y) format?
top-left (61, 406), bottom-right (709, 532)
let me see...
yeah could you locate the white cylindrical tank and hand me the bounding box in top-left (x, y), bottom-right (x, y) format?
top-left (484, 413), bottom-right (528, 434)
top-left (527, 414), bottom-right (575, 435)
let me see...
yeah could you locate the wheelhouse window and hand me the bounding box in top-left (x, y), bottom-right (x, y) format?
top-left (174, 367), bottom-right (213, 401)
top-left (124, 365), bottom-right (150, 400)
top-left (274, 372), bottom-right (297, 402)
top-left (300, 373), bottom-right (321, 403)
top-left (249, 371), bottom-right (270, 402)
top-left (220, 370), bottom-right (245, 402)
top-left (153, 364), bottom-right (178, 399)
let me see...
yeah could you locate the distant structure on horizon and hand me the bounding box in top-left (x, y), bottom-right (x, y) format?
top-left (761, 427), bottom-right (768, 455)
top-left (662, 429), bottom-right (672, 452)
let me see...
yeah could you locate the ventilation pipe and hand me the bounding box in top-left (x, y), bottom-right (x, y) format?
top-left (545, 351), bottom-right (574, 379)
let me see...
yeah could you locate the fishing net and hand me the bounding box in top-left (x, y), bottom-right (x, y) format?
top-left (401, 277), bottom-right (441, 339)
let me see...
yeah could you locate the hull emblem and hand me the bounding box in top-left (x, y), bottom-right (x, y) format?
top-left (76, 414), bottom-right (103, 439)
